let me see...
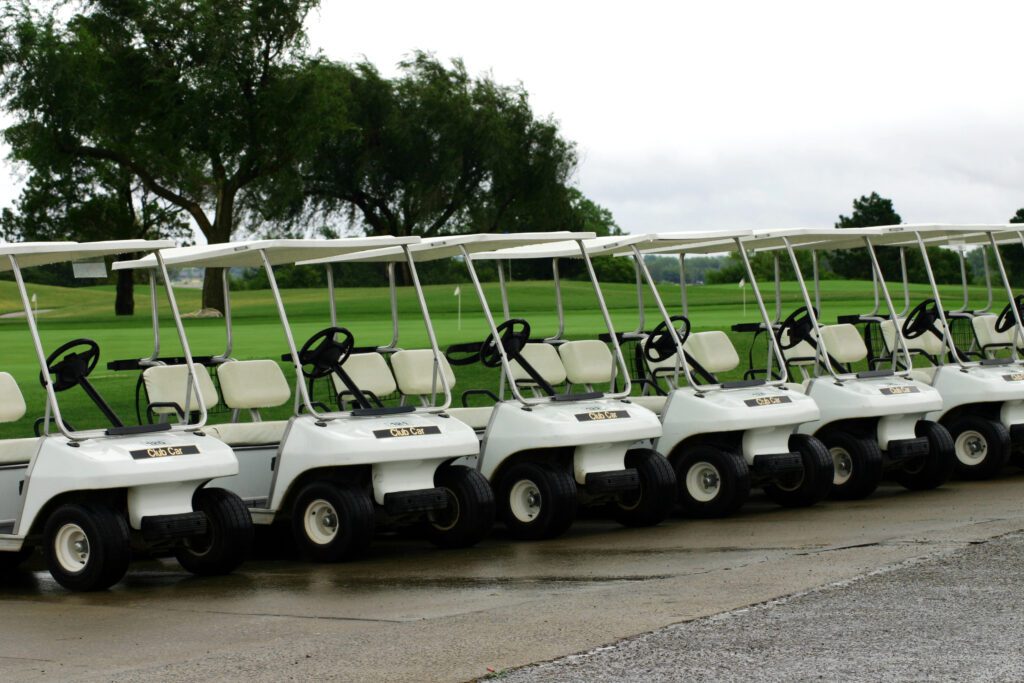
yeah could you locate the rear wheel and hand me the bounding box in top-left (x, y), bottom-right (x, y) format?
top-left (821, 429), bottom-right (883, 500)
top-left (498, 462), bottom-right (577, 540)
top-left (946, 415), bottom-right (1010, 480)
top-left (763, 434), bottom-right (834, 507)
top-left (611, 449), bottom-right (676, 527)
top-left (674, 445), bottom-right (750, 518)
top-left (893, 421), bottom-right (955, 490)
top-left (43, 504), bottom-right (130, 592)
top-left (422, 466), bottom-right (495, 548)
top-left (175, 488), bottom-right (254, 576)
top-left (292, 483), bottom-right (375, 562)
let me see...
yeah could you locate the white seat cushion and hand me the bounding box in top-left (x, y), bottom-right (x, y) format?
top-left (782, 329), bottom-right (819, 366)
top-left (0, 372), bottom-right (27, 423)
top-left (784, 382), bottom-right (806, 394)
top-left (143, 364), bottom-right (220, 416)
top-left (332, 353), bottom-right (398, 398)
top-left (0, 437), bottom-right (40, 465)
top-left (881, 318), bottom-right (945, 356)
top-left (217, 360), bottom-right (291, 410)
top-left (559, 340), bottom-right (614, 385)
top-left (205, 420), bottom-right (289, 446)
top-left (973, 314), bottom-right (1015, 350)
top-left (447, 406), bottom-right (493, 430)
top-left (631, 395), bottom-right (667, 415)
top-left (909, 367), bottom-right (938, 385)
top-left (510, 344), bottom-right (568, 386)
top-left (684, 331), bottom-right (740, 374)
top-left (819, 324), bottom-right (868, 365)
top-left (391, 350), bottom-right (456, 397)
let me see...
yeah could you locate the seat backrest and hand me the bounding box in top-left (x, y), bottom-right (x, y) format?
top-left (559, 340), bottom-right (614, 385)
top-left (217, 360), bottom-right (291, 410)
top-left (0, 372), bottom-right (27, 423)
top-left (972, 314), bottom-right (1013, 349)
top-left (819, 324), bottom-right (868, 365)
top-left (781, 329), bottom-right (819, 367)
top-left (684, 331), bottom-right (740, 374)
top-left (332, 352), bottom-right (398, 398)
top-left (391, 350), bottom-right (456, 396)
top-left (881, 318), bottom-right (945, 356)
top-left (509, 343), bottom-right (568, 386)
top-left (142, 364), bottom-right (220, 415)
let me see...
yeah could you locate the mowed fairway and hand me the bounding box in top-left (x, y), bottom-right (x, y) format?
top-left (0, 276), bottom-right (986, 438)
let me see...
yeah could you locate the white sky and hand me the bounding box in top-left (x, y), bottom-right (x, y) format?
top-left (5, 0), bottom-right (1024, 236)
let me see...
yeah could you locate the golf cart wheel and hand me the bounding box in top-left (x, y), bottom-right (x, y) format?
top-left (174, 488), bottom-right (254, 576)
top-left (43, 504), bottom-right (130, 592)
top-left (892, 421), bottom-right (955, 491)
top-left (611, 448), bottom-right (676, 527)
top-left (674, 445), bottom-right (750, 518)
top-left (292, 482), bottom-right (374, 562)
top-left (821, 430), bottom-right (883, 500)
top-left (946, 415), bottom-right (1010, 480)
top-left (0, 547), bottom-right (33, 573)
top-left (763, 434), bottom-right (834, 508)
top-left (498, 462), bottom-right (577, 541)
top-left (422, 466), bottom-right (496, 549)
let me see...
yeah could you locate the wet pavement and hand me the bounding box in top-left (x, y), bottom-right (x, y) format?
top-left (2, 476), bottom-right (1024, 682)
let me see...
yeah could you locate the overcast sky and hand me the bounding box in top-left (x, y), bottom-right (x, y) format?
top-left (5, 0), bottom-right (1024, 237)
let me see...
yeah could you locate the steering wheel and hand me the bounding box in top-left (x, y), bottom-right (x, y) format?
top-left (298, 327), bottom-right (355, 379)
top-left (480, 319), bottom-right (531, 368)
top-left (41, 339), bottom-right (100, 392)
top-left (902, 299), bottom-right (942, 340)
top-left (995, 295), bottom-right (1024, 333)
top-left (776, 306), bottom-right (818, 350)
top-left (643, 315), bottom-right (692, 363)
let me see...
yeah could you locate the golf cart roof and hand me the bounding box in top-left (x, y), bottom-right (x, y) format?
top-left (866, 224), bottom-right (1024, 248)
top-left (737, 225), bottom-right (1001, 252)
top-left (0, 239), bottom-right (175, 272)
top-left (113, 236), bottom-right (419, 270)
top-left (298, 232), bottom-right (597, 265)
top-left (472, 230), bottom-right (750, 260)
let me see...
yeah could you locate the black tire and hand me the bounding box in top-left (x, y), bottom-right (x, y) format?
top-left (674, 444), bottom-right (750, 518)
top-left (945, 414), bottom-right (1011, 480)
top-left (497, 462), bottom-right (578, 540)
top-left (821, 429), bottom-right (883, 500)
top-left (611, 449), bottom-right (677, 527)
top-left (1011, 441), bottom-right (1024, 469)
top-left (43, 504), bottom-right (130, 592)
top-left (0, 547), bottom-right (33, 573)
top-left (291, 482), bottom-right (375, 562)
top-left (892, 421), bottom-right (955, 490)
top-left (174, 488), bottom-right (254, 576)
top-left (763, 434), bottom-right (834, 508)
top-left (422, 466), bottom-right (496, 548)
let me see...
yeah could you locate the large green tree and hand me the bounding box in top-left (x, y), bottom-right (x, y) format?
top-left (999, 208), bottom-right (1024, 288)
top-left (0, 0), bottom-right (339, 311)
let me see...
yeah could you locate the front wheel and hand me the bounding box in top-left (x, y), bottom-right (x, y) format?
top-left (674, 445), bottom-right (750, 518)
top-left (892, 421), bottom-right (955, 490)
top-left (291, 483), bottom-right (375, 562)
top-left (498, 462), bottom-right (577, 540)
top-left (763, 434), bottom-right (834, 508)
top-left (422, 466), bottom-right (495, 548)
top-left (945, 415), bottom-right (1010, 480)
top-left (174, 488), bottom-right (254, 576)
top-left (611, 449), bottom-right (676, 527)
top-left (821, 429), bottom-right (883, 500)
top-left (43, 504), bottom-right (130, 592)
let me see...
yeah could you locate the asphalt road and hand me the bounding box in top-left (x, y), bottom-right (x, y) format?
top-left (2, 475), bottom-right (1024, 682)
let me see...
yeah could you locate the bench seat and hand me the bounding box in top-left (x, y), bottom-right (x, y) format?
top-left (205, 420), bottom-right (289, 447)
top-left (447, 407), bottom-right (493, 430)
top-left (0, 438), bottom-right (39, 465)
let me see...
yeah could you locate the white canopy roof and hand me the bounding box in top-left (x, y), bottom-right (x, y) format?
top-left (0, 239), bottom-right (174, 272)
top-left (298, 232), bottom-right (596, 265)
top-left (736, 225), bottom-right (1004, 252)
top-left (472, 230), bottom-right (749, 260)
top-left (113, 236), bottom-right (419, 270)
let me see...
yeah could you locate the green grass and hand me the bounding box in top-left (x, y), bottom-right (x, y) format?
top-left (0, 277), bottom-right (991, 438)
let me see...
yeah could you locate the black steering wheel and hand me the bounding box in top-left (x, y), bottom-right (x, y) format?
top-left (480, 319), bottom-right (531, 368)
top-left (42, 339), bottom-right (100, 392)
top-left (643, 315), bottom-right (692, 363)
top-left (777, 306), bottom-right (818, 350)
top-left (902, 299), bottom-right (942, 340)
top-left (995, 295), bottom-right (1024, 333)
top-left (298, 327), bottom-right (355, 379)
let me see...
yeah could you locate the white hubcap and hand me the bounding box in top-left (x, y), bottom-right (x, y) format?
top-left (831, 448), bottom-right (853, 486)
top-left (304, 499), bottom-right (339, 545)
top-left (509, 480), bottom-right (542, 523)
top-left (954, 430), bottom-right (988, 466)
top-left (686, 461), bottom-right (721, 502)
top-left (54, 523), bottom-right (89, 574)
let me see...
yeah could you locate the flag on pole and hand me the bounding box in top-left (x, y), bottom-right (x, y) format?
top-left (453, 286), bottom-right (461, 296)
top-left (738, 278), bottom-right (746, 315)
top-left (453, 286), bottom-right (462, 329)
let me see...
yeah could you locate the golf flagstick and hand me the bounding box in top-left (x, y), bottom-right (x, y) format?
top-left (454, 285), bottom-right (461, 329)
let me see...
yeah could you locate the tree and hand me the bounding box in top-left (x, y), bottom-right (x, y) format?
top-left (999, 208), bottom-right (1024, 288)
top-left (828, 192), bottom-right (902, 279)
top-left (0, 0), bottom-right (340, 311)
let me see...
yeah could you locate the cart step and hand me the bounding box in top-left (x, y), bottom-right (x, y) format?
top-left (885, 437), bottom-right (930, 462)
top-left (584, 469), bottom-right (640, 494)
top-left (751, 452), bottom-right (803, 476)
top-left (140, 512), bottom-right (208, 541)
top-left (383, 487), bottom-right (448, 514)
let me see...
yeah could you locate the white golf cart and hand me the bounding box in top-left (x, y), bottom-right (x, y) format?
top-left (732, 228), bottom-right (954, 499)
top-left (0, 240), bottom-right (252, 591)
top-left (301, 233), bottom-right (674, 540)
top-left (115, 238), bottom-right (493, 561)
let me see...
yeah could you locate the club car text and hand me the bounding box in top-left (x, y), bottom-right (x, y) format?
top-left (373, 426), bottom-right (442, 439)
top-left (575, 410), bottom-right (630, 422)
top-left (879, 386), bottom-right (921, 395)
top-left (129, 445), bottom-right (200, 460)
top-left (743, 396), bottom-right (793, 407)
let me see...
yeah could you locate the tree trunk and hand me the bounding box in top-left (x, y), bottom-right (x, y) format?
top-left (114, 266), bottom-right (135, 316)
top-left (200, 187), bottom-right (236, 313)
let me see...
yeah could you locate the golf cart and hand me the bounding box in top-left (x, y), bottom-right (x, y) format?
top-left (732, 228), bottom-right (954, 499)
top-left (0, 240), bottom-right (252, 591)
top-left (300, 233), bottom-right (674, 540)
top-left (115, 238), bottom-right (493, 561)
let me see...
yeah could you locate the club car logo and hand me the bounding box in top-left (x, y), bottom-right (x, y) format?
top-left (575, 409), bottom-right (629, 422)
top-left (373, 425), bottom-right (442, 439)
top-left (744, 396), bottom-right (792, 407)
top-left (879, 385), bottom-right (920, 395)
top-left (1003, 373), bottom-right (1024, 382)
top-left (129, 445), bottom-right (200, 460)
